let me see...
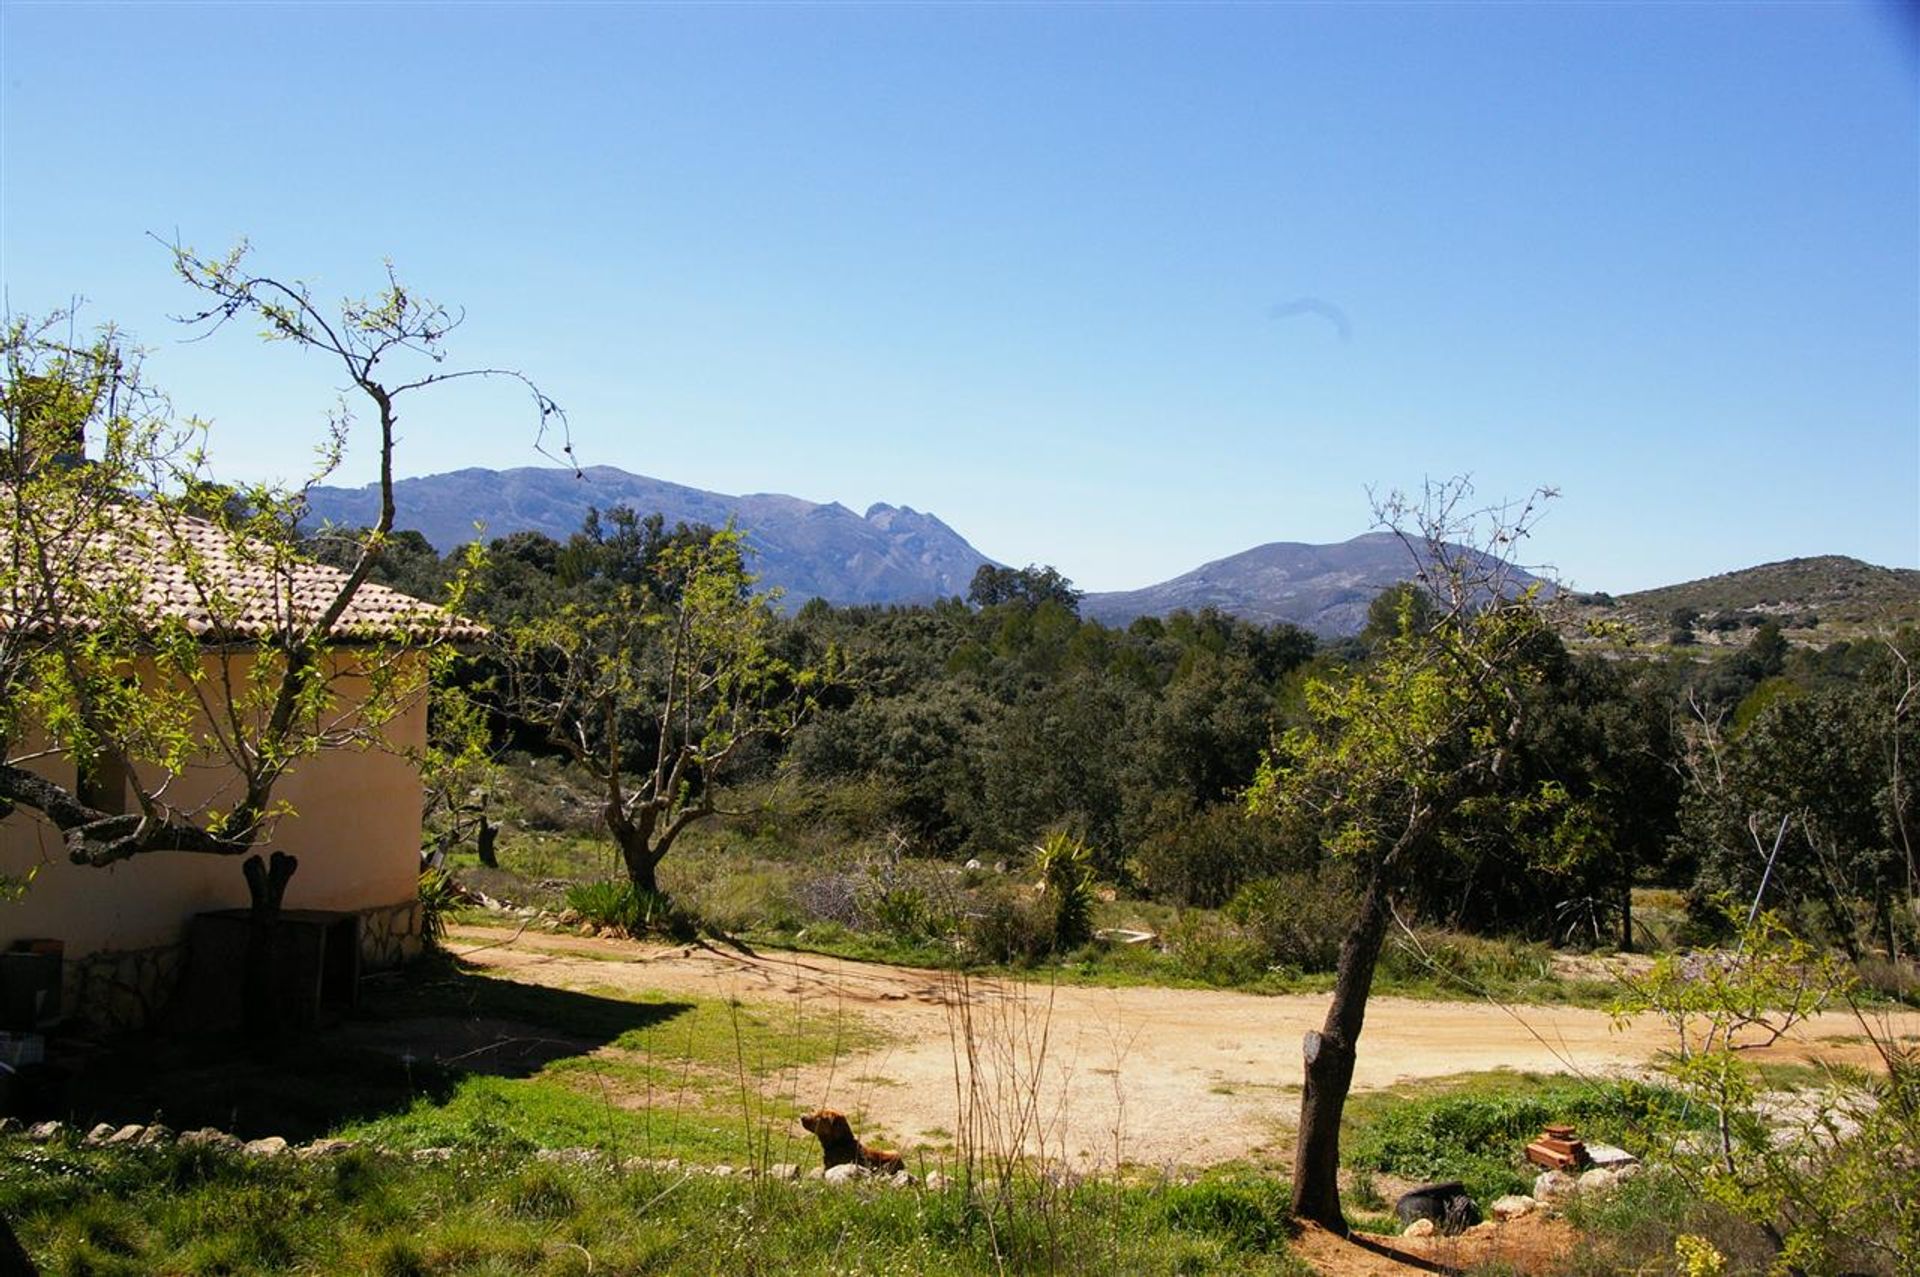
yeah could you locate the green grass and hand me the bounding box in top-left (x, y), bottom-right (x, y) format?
top-left (3, 1138), bottom-right (1316, 1275)
top-left (1340, 1069), bottom-right (1703, 1205)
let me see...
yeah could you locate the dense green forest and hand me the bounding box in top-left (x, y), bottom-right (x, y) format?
top-left (323, 507), bottom-right (1920, 978)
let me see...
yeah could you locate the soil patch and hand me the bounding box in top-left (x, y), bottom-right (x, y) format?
top-left (446, 925), bottom-right (1915, 1170)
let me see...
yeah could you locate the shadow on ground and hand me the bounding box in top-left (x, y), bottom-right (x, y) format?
top-left (40, 956), bottom-right (692, 1141)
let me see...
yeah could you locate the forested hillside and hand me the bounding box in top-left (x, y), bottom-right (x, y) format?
top-left (334, 506), bottom-right (1919, 969)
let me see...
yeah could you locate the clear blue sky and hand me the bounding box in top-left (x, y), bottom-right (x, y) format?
top-left (3, 2), bottom-right (1915, 593)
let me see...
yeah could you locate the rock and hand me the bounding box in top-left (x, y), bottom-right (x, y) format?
top-left (1577, 1167), bottom-right (1617, 1192)
top-left (823, 1163), bottom-right (868, 1185)
top-left (924, 1170), bottom-right (951, 1192)
top-left (179, 1128), bottom-right (243, 1152)
top-left (298, 1138), bottom-right (358, 1159)
top-left (0, 1117), bottom-right (20, 1136)
top-left (889, 1169), bottom-right (916, 1188)
top-left (764, 1162), bottom-right (800, 1181)
top-left (84, 1122), bottom-right (117, 1146)
top-left (536, 1147), bottom-right (598, 1165)
top-left (134, 1124), bottom-right (175, 1148)
top-left (410, 1146), bottom-right (454, 1163)
top-left (964, 859), bottom-right (982, 871)
top-left (806, 1166), bottom-right (826, 1180)
top-left (1395, 1180), bottom-right (1481, 1234)
top-left (25, 1120), bottom-right (64, 1143)
top-left (104, 1124), bottom-right (146, 1147)
top-left (1402, 1218), bottom-right (1436, 1238)
top-left (1533, 1170), bottom-right (1576, 1201)
top-left (1491, 1194), bottom-right (1536, 1220)
top-left (708, 1164), bottom-right (735, 1177)
top-left (242, 1136), bottom-right (290, 1158)
top-left (1585, 1143), bottom-right (1639, 1170)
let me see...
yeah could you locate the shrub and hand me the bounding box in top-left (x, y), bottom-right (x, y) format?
top-left (1164, 913), bottom-right (1266, 986)
top-left (1131, 800), bottom-right (1290, 908)
top-left (1376, 928), bottom-right (1552, 992)
top-left (564, 879), bottom-right (695, 939)
top-left (417, 867), bottom-right (459, 946)
top-left (1033, 833), bottom-right (1095, 951)
top-left (960, 885), bottom-right (1054, 966)
top-left (1223, 873), bottom-right (1352, 973)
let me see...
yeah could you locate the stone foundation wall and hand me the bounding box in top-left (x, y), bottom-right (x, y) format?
top-left (64, 943), bottom-right (185, 1033)
top-left (359, 898), bottom-right (424, 971)
top-left (56, 897), bottom-right (424, 1031)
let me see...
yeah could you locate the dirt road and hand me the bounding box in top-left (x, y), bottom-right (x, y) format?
top-left (446, 924), bottom-right (1909, 1170)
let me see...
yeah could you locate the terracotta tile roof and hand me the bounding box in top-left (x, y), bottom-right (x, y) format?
top-left (2, 498), bottom-right (485, 644)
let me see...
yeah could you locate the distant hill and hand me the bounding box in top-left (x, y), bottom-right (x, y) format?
top-left (1570, 555), bottom-right (1920, 646)
top-left (1080, 533), bottom-right (1542, 637)
top-left (302, 466), bottom-right (995, 608)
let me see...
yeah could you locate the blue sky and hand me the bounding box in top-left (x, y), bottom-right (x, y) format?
top-left (3, 2), bottom-right (1915, 593)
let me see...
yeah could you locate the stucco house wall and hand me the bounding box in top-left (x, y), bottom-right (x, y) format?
top-left (0, 651), bottom-right (431, 1026)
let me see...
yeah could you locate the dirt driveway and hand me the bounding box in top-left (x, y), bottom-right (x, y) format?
top-left (446, 924), bottom-right (1909, 1170)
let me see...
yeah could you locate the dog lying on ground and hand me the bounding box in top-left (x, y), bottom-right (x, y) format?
top-left (800, 1108), bottom-right (904, 1174)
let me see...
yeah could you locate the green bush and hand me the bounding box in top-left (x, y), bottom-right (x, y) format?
top-left (1223, 873), bottom-right (1352, 974)
top-left (564, 879), bottom-right (695, 939)
top-left (1132, 801), bottom-right (1289, 908)
top-left (1034, 833), bottom-right (1095, 951)
top-left (1376, 928), bottom-right (1552, 992)
top-left (960, 885), bottom-right (1054, 966)
top-left (1165, 913), bottom-right (1267, 986)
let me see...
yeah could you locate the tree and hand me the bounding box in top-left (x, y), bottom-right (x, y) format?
top-left (1, 244), bottom-right (558, 1031)
top-left (1246, 480), bottom-right (1571, 1232)
top-left (500, 524), bottom-right (829, 898)
top-left (966, 562), bottom-right (1083, 614)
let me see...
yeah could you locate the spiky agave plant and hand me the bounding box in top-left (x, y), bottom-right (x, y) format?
top-left (1033, 832), bottom-right (1096, 952)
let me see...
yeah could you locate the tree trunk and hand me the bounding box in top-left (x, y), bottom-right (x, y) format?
top-left (1291, 867), bottom-right (1397, 1232)
top-left (241, 851), bottom-right (298, 1042)
top-left (475, 813), bottom-right (498, 869)
top-left (0, 1212), bottom-right (37, 1277)
top-left (617, 831), bottom-right (662, 897)
top-left (1620, 879), bottom-right (1635, 952)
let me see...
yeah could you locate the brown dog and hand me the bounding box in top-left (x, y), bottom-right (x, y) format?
top-left (800, 1108), bottom-right (904, 1174)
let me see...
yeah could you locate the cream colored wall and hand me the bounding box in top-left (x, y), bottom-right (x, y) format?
top-left (0, 649), bottom-right (428, 956)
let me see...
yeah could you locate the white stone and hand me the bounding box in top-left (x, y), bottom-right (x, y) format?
top-left (1577, 1167), bottom-right (1617, 1192)
top-left (824, 1163), bottom-right (868, 1185)
top-left (924, 1170), bottom-right (951, 1192)
top-left (409, 1146), bottom-right (454, 1163)
top-left (1402, 1218), bottom-right (1436, 1238)
top-left (764, 1162), bottom-right (800, 1181)
top-left (103, 1124), bottom-right (146, 1146)
top-left (1491, 1195), bottom-right (1535, 1220)
top-left (708, 1164), bottom-right (735, 1177)
top-left (83, 1123), bottom-right (116, 1146)
top-left (25, 1121), bottom-right (64, 1143)
top-left (243, 1136), bottom-right (290, 1158)
top-left (133, 1124), bottom-right (174, 1148)
top-left (297, 1138), bottom-right (357, 1158)
top-left (1585, 1143), bottom-right (1639, 1170)
top-left (890, 1169), bottom-right (916, 1189)
top-left (1533, 1169), bottom-right (1575, 1201)
top-left (180, 1128), bottom-right (242, 1152)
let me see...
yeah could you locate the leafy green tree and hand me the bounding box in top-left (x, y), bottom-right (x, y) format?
top-left (2, 248), bottom-right (556, 1031)
top-left (966, 562), bottom-right (1083, 614)
top-left (500, 526), bottom-right (830, 897)
top-left (1246, 481), bottom-right (1574, 1231)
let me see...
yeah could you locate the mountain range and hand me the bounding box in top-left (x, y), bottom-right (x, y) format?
top-left (303, 466), bottom-right (1912, 638)
top-left (303, 466), bottom-right (990, 609)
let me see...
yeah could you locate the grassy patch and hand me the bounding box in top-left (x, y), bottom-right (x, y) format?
top-left (1341, 1070), bottom-right (1701, 1205)
top-left (4, 1139), bottom-right (1314, 1275)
